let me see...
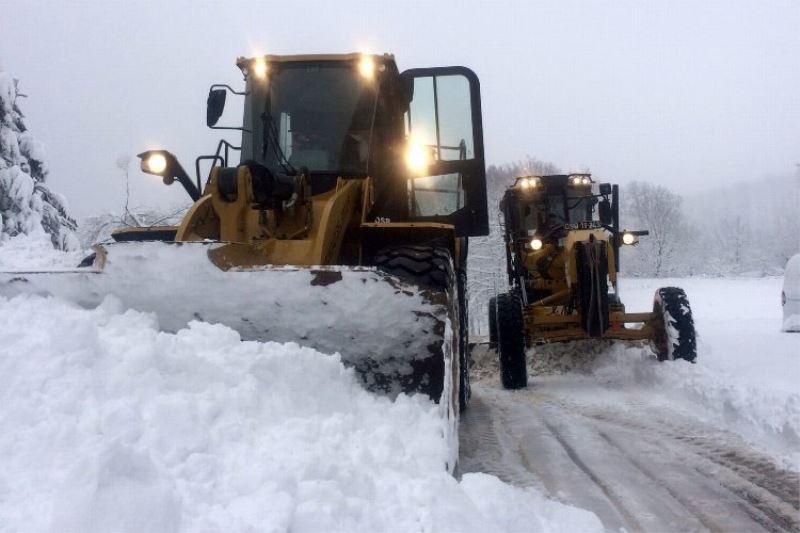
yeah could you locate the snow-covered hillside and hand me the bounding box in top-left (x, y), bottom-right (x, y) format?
top-left (0, 237), bottom-right (602, 533)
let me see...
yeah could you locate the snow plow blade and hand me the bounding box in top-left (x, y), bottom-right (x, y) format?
top-left (0, 242), bottom-right (457, 402)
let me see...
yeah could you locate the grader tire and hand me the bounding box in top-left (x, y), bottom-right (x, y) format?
top-left (652, 287), bottom-right (697, 363)
top-left (488, 296), bottom-right (498, 345)
top-left (496, 290), bottom-right (528, 389)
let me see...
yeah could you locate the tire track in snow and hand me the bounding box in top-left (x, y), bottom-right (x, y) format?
top-left (596, 430), bottom-right (728, 533)
top-left (461, 383), bottom-right (800, 533)
top-left (542, 420), bottom-right (646, 532)
top-left (458, 393), bottom-right (541, 489)
top-left (575, 405), bottom-right (800, 517)
top-left (560, 398), bottom-right (800, 532)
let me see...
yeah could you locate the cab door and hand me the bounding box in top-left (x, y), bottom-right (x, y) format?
top-left (400, 67), bottom-right (488, 237)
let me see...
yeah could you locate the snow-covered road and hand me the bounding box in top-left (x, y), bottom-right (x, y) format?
top-left (461, 385), bottom-right (798, 532)
top-left (461, 277), bottom-right (800, 532)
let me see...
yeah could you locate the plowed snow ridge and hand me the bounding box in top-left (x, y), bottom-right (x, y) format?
top-left (0, 235), bottom-right (602, 533)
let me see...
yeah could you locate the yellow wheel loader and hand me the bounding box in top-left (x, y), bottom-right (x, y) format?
top-left (490, 174), bottom-right (697, 389)
top-left (1, 54), bottom-right (489, 419)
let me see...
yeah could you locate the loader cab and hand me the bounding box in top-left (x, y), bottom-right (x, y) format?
top-left (208, 54), bottom-right (488, 237)
top-left (237, 55), bottom-right (395, 182)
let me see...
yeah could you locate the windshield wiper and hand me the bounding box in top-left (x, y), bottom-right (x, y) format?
top-left (260, 108), bottom-right (297, 176)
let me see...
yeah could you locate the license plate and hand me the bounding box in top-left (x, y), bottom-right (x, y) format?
top-left (564, 221), bottom-right (601, 230)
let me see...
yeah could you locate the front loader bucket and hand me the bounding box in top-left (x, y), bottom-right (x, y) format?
top-left (0, 242), bottom-right (457, 403)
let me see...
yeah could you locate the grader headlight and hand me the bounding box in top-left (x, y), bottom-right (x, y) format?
top-left (622, 232), bottom-right (637, 245)
top-left (530, 237), bottom-right (543, 250)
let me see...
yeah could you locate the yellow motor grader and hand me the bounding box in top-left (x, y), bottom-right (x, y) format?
top-left (489, 174), bottom-right (697, 389)
top-left (1, 54), bottom-right (489, 420)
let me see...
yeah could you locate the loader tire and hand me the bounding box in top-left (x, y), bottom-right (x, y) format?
top-left (488, 296), bottom-right (498, 345)
top-left (374, 245), bottom-right (453, 291)
top-left (652, 287), bottom-right (697, 363)
top-left (497, 290), bottom-right (527, 389)
top-left (374, 245), bottom-right (469, 407)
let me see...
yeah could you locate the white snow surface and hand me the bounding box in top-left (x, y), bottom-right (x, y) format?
top-left (0, 229), bottom-right (84, 271)
top-left (0, 239), bottom-right (602, 533)
top-left (524, 277), bottom-right (800, 471)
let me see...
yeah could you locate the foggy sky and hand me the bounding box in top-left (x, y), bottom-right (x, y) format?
top-left (1, 0), bottom-right (798, 218)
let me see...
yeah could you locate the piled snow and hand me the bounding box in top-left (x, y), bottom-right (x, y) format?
top-left (0, 288), bottom-right (602, 532)
top-left (0, 228), bottom-right (84, 271)
top-left (0, 241), bottom-right (456, 405)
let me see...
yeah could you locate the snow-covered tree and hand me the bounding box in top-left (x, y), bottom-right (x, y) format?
top-left (0, 71), bottom-right (77, 249)
top-left (620, 181), bottom-right (690, 277)
top-left (78, 205), bottom-right (188, 247)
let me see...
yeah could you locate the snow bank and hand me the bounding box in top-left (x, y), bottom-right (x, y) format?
top-left (0, 228), bottom-right (84, 271)
top-left (0, 291), bottom-right (602, 533)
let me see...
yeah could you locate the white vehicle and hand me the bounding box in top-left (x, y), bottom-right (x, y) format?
top-left (782, 253), bottom-right (800, 332)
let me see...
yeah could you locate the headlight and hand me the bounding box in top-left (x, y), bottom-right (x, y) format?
top-left (517, 176), bottom-right (540, 190)
top-left (569, 175), bottom-right (592, 187)
top-left (141, 153), bottom-right (167, 175)
top-left (530, 238), bottom-right (543, 250)
top-left (405, 139), bottom-right (430, 174)
top-left (253, 58), bottom-right (268, 79)
top-left (358, 56), bottom-right (376, 79)
top-left (622, 232), bottom-right (636, 245)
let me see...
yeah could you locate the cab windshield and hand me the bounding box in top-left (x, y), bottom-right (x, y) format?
top-left (256, 63), bottom-right (378, 175)
top-left (518, 191), bottom-right (595, 233)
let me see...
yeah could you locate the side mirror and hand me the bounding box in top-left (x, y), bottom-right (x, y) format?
top-left (599, 183), bottom-right (612, 196)
top-left (207, 89), bottom-right (227, 127)
top-left (599, 199), bottom-right (612, 224)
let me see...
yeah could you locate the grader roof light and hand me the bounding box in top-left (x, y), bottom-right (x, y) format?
top-left (517, 176), bottom-right (541, 190)
top-left (569, 174), bottom-right (592, 187)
